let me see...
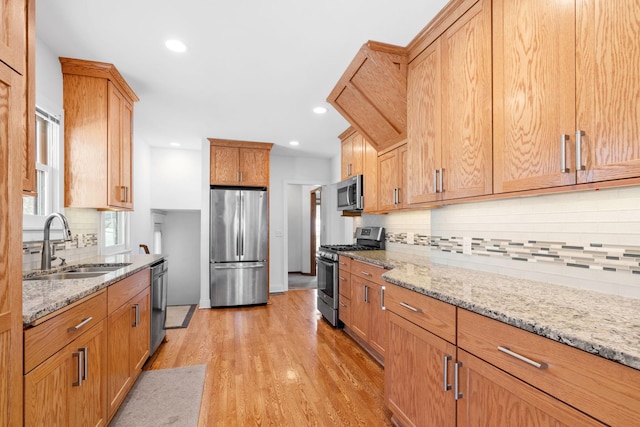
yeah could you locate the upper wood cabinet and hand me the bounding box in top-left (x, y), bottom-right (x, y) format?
top-left (22, 0), bottom-right (36, 195)
top-left (61, 57), bottom-right (138, 210)
top-left (209, 139), bottom-right (273, 187)
top-left (494, 0), bottom-right (640, 193)
top-left (0, 0), bottom-right (26, 75)
top-left (377, 143), bottom-right (407, 212)
top-left (328, 42), bottom-right (408, 152)
top-left (407, 0), bottom-right (492, 205)
top-left (339, 128), bottom-right (378, 212)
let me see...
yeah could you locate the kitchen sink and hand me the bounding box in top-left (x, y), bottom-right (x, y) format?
top-left (24, 271), bottom-right (109, 281)
top-left (66, 265), bottom-right (125, 273)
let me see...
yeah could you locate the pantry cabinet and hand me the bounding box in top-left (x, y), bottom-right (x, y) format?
top-left (407, 0), bottom-right (492, 205)
top-left (61, 57), bottom-right (138, 210)
top-left (209, 139), bottom-right (273, 187)
top-left (494, 0), bottom-right (640, 193)
top-left (378, 144), bottom-right (407, 211)
top-left (327, 42), bottom-right (408, 152)
top-left (107, 269), bottom-right (150, 419)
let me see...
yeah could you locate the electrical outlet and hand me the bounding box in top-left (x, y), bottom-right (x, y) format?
top-left (407, 232), bottom-right (415, 245)
top-left (462, 236), bottom-right (472, 255)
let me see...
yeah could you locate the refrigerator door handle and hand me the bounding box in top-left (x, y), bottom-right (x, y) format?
top-left (211, 264), bottom-right (265, 270)
top-left (240, 192), bottom-right (245, 257)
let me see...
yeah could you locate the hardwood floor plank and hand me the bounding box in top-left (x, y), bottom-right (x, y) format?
top-left (145, 290), bottom-right (392, 426)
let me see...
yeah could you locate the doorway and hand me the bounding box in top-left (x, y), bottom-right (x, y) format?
top-left (309, 186), bottom-right (321, 276)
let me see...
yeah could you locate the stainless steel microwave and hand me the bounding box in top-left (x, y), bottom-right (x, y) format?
top-left (337, 175), bottom-right (363, 211)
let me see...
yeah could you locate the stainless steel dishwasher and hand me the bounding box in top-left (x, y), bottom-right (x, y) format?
top-left (150, 259), bottom-right (168, 356)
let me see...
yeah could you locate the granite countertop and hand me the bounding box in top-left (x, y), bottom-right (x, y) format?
top-left (342, 250), bottom-right (640, 371)
top-left (23, 254), bottom-right (165, 326)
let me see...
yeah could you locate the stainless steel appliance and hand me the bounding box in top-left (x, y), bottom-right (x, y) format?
top-left (316, 226), bottom-right (385, 326)
top-left (150, 259), bottom-right (168, 356)
top-left (337, 174), bottom-right (363, 211)
top-left (210, 186), bottom-right (269, 307)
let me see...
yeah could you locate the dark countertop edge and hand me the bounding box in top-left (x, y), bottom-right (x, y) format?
top-left (23, 254), bottom-right (166, 326)
top-left (340, 250), bottom-right (640, 372)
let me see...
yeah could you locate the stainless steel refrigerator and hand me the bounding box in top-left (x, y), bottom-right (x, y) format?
top-left (210, 187), bottom-right (268, 307)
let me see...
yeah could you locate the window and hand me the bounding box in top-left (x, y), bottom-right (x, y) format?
top-left (23, 107), bottom-right (61, 217)
top-left (101, 211), bottom-right (130, 254)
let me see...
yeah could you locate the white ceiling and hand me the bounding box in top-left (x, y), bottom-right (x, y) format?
top-left (36, 0), bottom-right (448, 158)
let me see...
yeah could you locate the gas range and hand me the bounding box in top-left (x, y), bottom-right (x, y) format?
top-left (316, 227), bottom-right (385, 327)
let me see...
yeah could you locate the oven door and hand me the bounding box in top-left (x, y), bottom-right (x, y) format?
top-left (316, 256), bottom-right (338, 309)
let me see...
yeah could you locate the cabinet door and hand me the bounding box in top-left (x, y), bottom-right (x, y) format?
top-left (107, 83), bottom-right (127, 208)
top-left (0, 0), bottom-right (25, 75)
top-left (441, 0), bottom-right (492, 200)
top-left (130, 288), bottom-right (150, 373)
top-left (576, 0), bottom-right (640, 184)
top-left (385, 312), bottom-right (456, 427)
top-left (367, 281), bottom-right (387, 357)
top-left (338, 295), bottom-right (351, 327)
top-left (349, 275), bottom-right (370, 341)
top-left (119, 99), bottom-right (133, 209)
top-left (493, 0), bottom-right (576, 193)
top-left (107, 299), bottom-right (133, 417)
top-left (398, 145), bottom-right (407, 208)
top-left (377, 148), bottom-right (400, 211)
top-left (239, 148), bottom-right (270, 186)
top-left (407, 40), bottom-right (441, 204)
top-left (341, 136), bottom-right (353, 180)
top-left (362, 138), bottom-right (378, 212)
top-left (210, 145), bottom-right (240, 185)
top-left (456, 349), bottom-right (604, 427)
top-left (25, 320), bottom-right (108, 427)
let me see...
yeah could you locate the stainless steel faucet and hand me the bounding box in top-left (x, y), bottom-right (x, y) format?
top-left (41, 212), bottom-right (73, 270)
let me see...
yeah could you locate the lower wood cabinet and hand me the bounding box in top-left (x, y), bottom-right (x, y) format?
top-left (456, 349), bottom-right (603, 427)
top-left (345, 259), bottom-right (388, 363)
top-left (107, 270), bottom-right (150, 418)
top-left (338, 258), bottom-right (352, 327)
top-left (385, 312), bottom-right (456, 427)
top-left (24, 318), bottom-right (108, 427)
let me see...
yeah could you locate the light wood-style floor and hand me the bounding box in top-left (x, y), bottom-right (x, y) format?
top-left (145, 289), bottom-right (393, 426)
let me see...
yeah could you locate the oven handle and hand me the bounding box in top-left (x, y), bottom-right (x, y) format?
top-left (316, 257), bottom-right (335, 268)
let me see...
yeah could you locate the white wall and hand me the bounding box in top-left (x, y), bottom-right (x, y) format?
top-left (269, 155), bottom-right (334, 293)
top-left (163, 211), bottom-right (201, 305)
top-left (287, 185), bottom-right (303, 272)
top-left (130, 139), bottom-right (153, 253)
top-left (150, 147), bottom-right (201, 210)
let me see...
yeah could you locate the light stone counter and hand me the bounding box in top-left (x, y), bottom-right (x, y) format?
top-left (341, 250), bottom-right (640, 371)
top-left (23, 254), bottom-right (165, 326)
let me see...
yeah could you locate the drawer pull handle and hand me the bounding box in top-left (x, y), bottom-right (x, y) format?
top-left (443, 355), bottom-right (452, 391)
top-left (339, 277), bottom-right (347, 281)
top-left (498, 346), bottom-right (548, 370)
top-left (380, 286), bottom-right (386, 310)
top-left (68, 316), bottom-right (93, 332)
top-left (339, 302), bottom-right (346, 307)
top-left (399, 302), bottom-right (422, 313)
top-left (361, 271), bottom-right (372, 277)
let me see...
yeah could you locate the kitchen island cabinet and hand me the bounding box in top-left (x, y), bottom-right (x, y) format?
top-left (494, 0), bottom-right (640, 193)
top-left (209, 139), bottom-right (273, 187)
top-left (407, 0), bottom-right (492, 205)
top-left (61, 57), bottom-right (138, 210)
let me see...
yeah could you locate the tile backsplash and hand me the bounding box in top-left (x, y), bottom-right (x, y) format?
top-left (23, 208), bottom-right (100, 271)
top-left (357, 186), bottom-right (640, 298)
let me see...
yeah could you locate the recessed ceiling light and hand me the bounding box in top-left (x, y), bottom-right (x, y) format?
top-left (313, 106), bottom-right (327, 114)
top-left (170, 142), bottom-right (181, 147)
top-left (165, 39), bottom-right (187, 53)
top-left (289, 141), bottom-right (300, 146)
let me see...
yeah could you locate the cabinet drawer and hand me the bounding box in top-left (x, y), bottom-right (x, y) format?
top-left (108, 268), bottom-right (150, 314)
top-left (338, 256), bottom-right (351, 272)
top-left (338, 295), bottom-right (351, 327)
top-left (351, 259), bottom-right (386, 285)
top-left (385, 284), bottom-right (456, 344)
top-left (458, 309), bottom-right (640, 426)
top-left (338, 270), bottom-right (351, 297)
top-left (24, 290), bottom-right (107, 373)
